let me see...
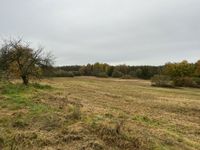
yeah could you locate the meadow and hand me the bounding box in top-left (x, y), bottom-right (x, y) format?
top-left (0, 77), bottom-right (199, 150)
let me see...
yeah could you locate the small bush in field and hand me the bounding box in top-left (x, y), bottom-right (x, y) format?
top-left (121, 75), bottom-right (132, 79)
top-left (151, 75), bottom-right (174, 87)
top-left (96, 72), bottom-right (108, 78)
top-left (193, 77), bottom-right (200, 86)
top-left (53, 70), bottom-right (74, 77)
top-left (174, 77), bottom-right (200, 88)
top-left (65, 71), bottom-right (75, 77)
top-left (12, 119), bottom-right (29, 129)
top-left (72, 71), bottom-right (81, 76)
top-left (66, 105), bottom-right (81, 120)
top-left (129, 71), bottom-right (136, 77)
top-left (112, 71), bottom-right (123, 78)
top-left (0, 137), bottom-right (4, 149)
top-left (32, 83), bottom-right (52, 90)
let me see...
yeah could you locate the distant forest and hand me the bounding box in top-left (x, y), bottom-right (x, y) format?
top-left (0, 39), bottom-right (199, 88)
top-left (43, 60), bottom-right (200, 88)
top-left (47, 63), bottom-right (162, 79)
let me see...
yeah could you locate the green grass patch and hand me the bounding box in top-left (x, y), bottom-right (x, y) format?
top-left (31, 83), bottom-right (52, 90)
top-left (0, 82), bottom-right (53, 112)
top-left (0, 82), bottom-right (52, 95)
top-left (132, 115), bottom-right (161, 126)
top-left (1, 83), bottom-right (30, 95)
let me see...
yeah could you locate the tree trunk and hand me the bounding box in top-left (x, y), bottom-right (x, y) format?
top-left (21, 75), bottom-right (29, 85)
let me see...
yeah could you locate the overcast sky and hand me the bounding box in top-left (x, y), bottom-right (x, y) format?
top-left (0, 0), bottom-right (200, 66)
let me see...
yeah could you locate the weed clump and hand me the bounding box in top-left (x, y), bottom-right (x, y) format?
top-left (9, 132), bottom-right (38, 149)
top-left (31, 83), bottom-right (52, 90)
top-left (66, 104), bottom-right (81, 120)
top-left (0, 137), bottom-right (4, 150)
top-left (38, 113), bottom-right (63, 131)
top-left (132, 115), bottom-right (160, 126)
top-left (1, 83), bottom-right (28, 95)
top-left (12, 119), bottom-right (29, 129)
top-left (90, 121), bottom-right (145, 150)
top-left (81, 140), bottom-right (104, 150)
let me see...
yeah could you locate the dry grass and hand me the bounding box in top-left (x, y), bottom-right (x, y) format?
top-left (0, 77), bottom-right (200, 150)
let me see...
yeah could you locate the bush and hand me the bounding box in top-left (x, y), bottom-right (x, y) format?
top-left (121, 75), bottom-right (132, 79)
top-left (134, 68), bottom-right (143, 78)
top-left (65, 71), bottom-right (75, 77)
top-left (173, 77), bottom-right (200, 88)
top-left (192, 77), bottom-right (200, 86)
top-left (151, 75), bottom-right (174, 87)
top-left (129, 71), bottom-right (136, 77)
top-left (32, 83), bottom-right (52, 90)
top-left (96, 72), bottom-right (108, 78)
top-left (72, 71), bottom-right (81, 76)
top-left (174, 77), bottom-right (191, 87)
top-left (112, 71), bottom-right (124, 78)
top-left (152, 76), bottom-right (200, 88)
top-left (66, 105), bottom-right (81, 120)
top-left (53, 70), bottom-right (74, 77)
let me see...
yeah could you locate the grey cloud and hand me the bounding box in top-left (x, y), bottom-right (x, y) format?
top-left (0, 0), bottom-right (200, 65)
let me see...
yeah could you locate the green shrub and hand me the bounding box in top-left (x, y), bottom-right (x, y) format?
top-left (174, 77), bottom-right (200, 88)
top-left (1, 83), bottom-right (28, 95)
top-left (192, 77), bottom-right (200, 86)
top-left (32, 83), bottom-right (52, 90)
top-left (129, 71), bottom-right (136, 77)
top-left (121, 75), bottom-right (132, 79)
top-left (96, 72), bottom-right (108, 78)
top-left (112, 71), bottom-right (124, 78)
top-left (12, 119), bottom-right (29, 129)
top-left (53, 70), bottom-right (74, 77)
top-left (152, 76), bottom-right (200, 88)
top-left (151, 75), bottom-right (174, 87)
top-left (0, 137), bottom-right (4, 149)
top-left (66, 71), bottom-right (75, 77)
top-left (72, 71), bottom-right (81, 76)
top-left (66, 105), bottom-right (81, 120)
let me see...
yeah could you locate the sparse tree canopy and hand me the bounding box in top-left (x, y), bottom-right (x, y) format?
top-left (0, 39), bottom-right (54, 85)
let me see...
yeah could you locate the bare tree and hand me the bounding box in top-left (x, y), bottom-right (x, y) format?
top-left (0, 38), bottom-right (54, 85)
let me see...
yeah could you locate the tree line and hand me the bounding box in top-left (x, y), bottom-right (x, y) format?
top-left (1, 38), bottom-right (200, 88)
top-left (49, 63), bottom-right (162, 79)
top-left (49, 61), bottom-right (200, 88)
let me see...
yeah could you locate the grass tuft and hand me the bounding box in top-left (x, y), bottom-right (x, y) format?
top-left (12, 119), bottom-right (29, 129)
top-left (66, 104), bottom-right (81, 120)
top-left (31, 83), bottom-right (52, 90)
top-left (132, 115), bottom-right (161, 126)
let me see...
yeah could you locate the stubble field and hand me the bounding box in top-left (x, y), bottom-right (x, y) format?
top-left (0, 77), bottom-right (200, 150)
